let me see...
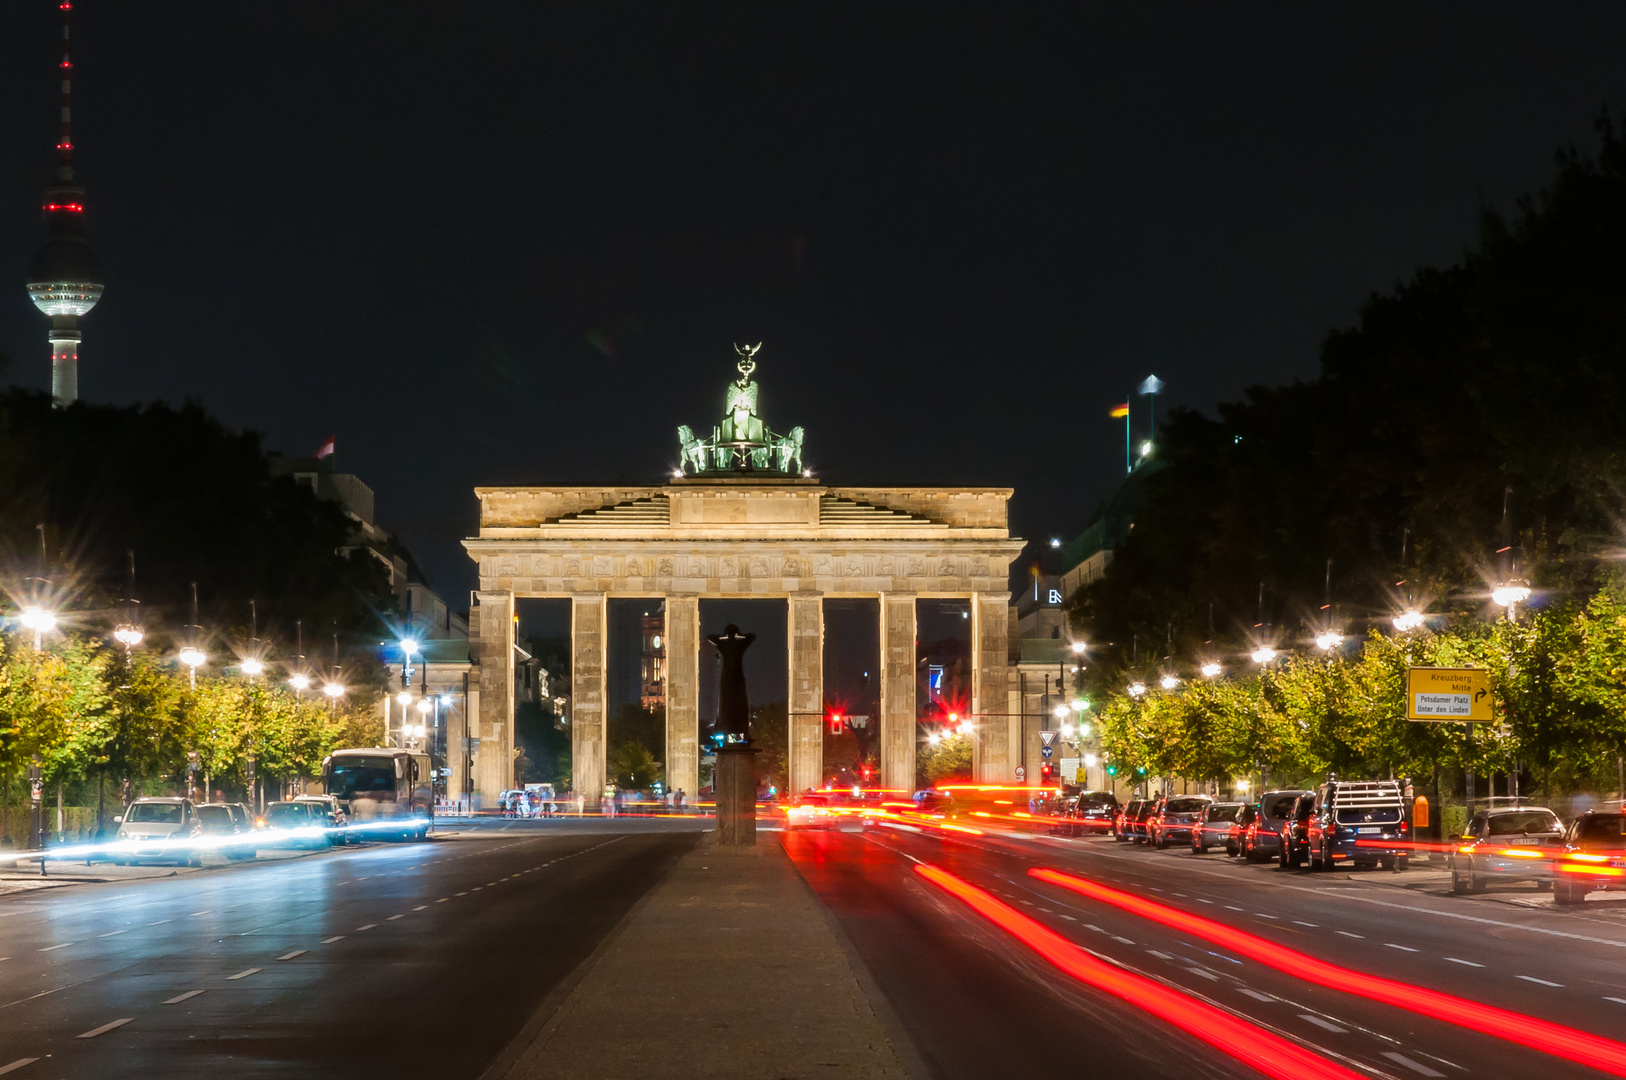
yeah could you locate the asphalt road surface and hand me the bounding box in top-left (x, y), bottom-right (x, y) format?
top-left (0, 820), bottom-right (701, 1079)
top-left (783, 823), bottom-right (1626, 1080)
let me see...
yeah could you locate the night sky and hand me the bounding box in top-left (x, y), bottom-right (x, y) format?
top-left (3, 3), bottom-right (1625, 602)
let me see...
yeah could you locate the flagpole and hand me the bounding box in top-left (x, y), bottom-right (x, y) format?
top-left (1124, 406), bottom-right (1132, 474)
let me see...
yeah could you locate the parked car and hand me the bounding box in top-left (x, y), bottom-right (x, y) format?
top-left (261, 800), bottom-right (329, 849)
top-left (1192, 802), bottom-right (1245, 854)
top-left (1554, 811), bottom-right (1626, 905)
top-left (1149, 794), bottom-right (1214, 849)
top-left (294, 793), bottom-right (350, 843)
top-left (197, 802), bottom-right (256, 861)
top-left (1063, 790), bottom-right (1120, 837)
top-left (114, 797), bottom-right (202, 866)
top-left (1113, 799), bottom-right (1146, 842)
top-left (224, 802), bottom-right (255, 832)
top-left (1303, 779), bottom-right (1411, 872)
top-left (1449, 806), bottom-right (1564, 893)
top-left (1278, 792), bottom-right (1317, 868)
top-left (1243, 790), bottom-right (1311, 862)
top-left (1226, 803), bottom-right (1258, 857)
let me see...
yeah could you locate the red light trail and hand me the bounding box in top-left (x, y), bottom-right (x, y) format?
top-left (1030, 866), bottom-right (1626, 1077)
top-left (912, 863), bottom-right (1366, 1080)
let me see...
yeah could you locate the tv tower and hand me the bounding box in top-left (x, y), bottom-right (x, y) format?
top-left (26, 1), bottom-right (104, 407)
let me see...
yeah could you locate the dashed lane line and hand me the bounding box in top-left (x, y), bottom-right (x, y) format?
top-left (1298, 1014), bottom-right (1348, 1034)
top-left (76, 1018), bottom-right (133, 1039)
top-left (1238, 988), bottom-right (1275, 1002)
top-left (1335, 931), bottom-right (1364, 939)
top-left (1516, 975), bottom-right (1563, 987)
top-left (189, 910), bottom-right (211, 917)
top-left (412, 905), bottom-right (428, 911)
top-left (386, 914), bottom-right (406, 921)
top-left (354, 924), bottom-right (376, 932)
top-left (0, 1060), bottom-right (39, 1075)
top-left (435, 898), bottom-right (448, 903)
top-left (96, 930), bottom-right (126, 938)
top-left (1385, 943), bottom-right (1419, 952)
top-left (38, 943), bottom-right (74, 952)
top-left (163, 991), bottom-right (205, 1004)
top-left (321, 936), bottom-right (344, 944)
top-left (1444, 957), bottom-right (1483, 967)
top-left (225, 968), bottom-right (261, 981)
top-left (1605, 997), bottom-right (1626, 1006)
top-left (1293, 921), bottom-right (1318, 927)
top-left (1382, 1051), bottom-right (1445, 1077)
top-left (277, 950), bottom-right (307, 961)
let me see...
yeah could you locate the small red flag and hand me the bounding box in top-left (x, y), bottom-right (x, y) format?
top-left (313, 434), bottom-right (336, 459)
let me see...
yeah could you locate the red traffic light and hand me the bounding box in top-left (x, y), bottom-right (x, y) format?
top-left (828, 712), bottom-right (845, 734)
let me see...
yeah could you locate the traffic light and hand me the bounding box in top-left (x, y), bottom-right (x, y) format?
top-left (828, 712), bottom-right (845, 734)
top-left (1106, 764), bottom-right (1117, 777)
top-left (1040, 762), bottom-right (1054, 781)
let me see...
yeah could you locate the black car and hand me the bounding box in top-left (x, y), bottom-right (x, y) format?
top-left (1113, 799), bottom-right (1146, 842)
top-left (1066, 790), bottom-right (1121, 837)
top-left (1554, 811), bottom-right (1626, 905)
top-left (1278, 792), bottom-right (1316, 868)
top-left (197, 802), bottom-right (256, 861)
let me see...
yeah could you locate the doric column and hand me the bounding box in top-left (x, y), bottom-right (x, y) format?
top-left (473, 591), bottom-right (515, 804)
top-left (879, 594), bottom-right (917, 793)
top-left (973, 592), bottom-right (1012, 782)
top-left (788, 592), bottom-right (824, 795)
top-left (571, 593), bottom-right (608, 800)
top-left (664, 594), bottom-right (700, 804)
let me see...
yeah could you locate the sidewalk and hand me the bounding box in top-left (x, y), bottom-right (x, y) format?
top-left (485, 834), bottom-right (922, 1080)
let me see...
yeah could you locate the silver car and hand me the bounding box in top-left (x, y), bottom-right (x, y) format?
top-left (114, 797), bottom-right (201, 866)
top-left (1449, 806), bottom-right (1564, 894)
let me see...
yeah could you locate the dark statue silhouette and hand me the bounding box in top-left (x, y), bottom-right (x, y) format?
top-left (707, 624), bottom-right (756, 742)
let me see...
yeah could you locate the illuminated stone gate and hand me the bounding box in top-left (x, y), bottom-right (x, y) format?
top-left (461, 349), bottom-right (1024, 801)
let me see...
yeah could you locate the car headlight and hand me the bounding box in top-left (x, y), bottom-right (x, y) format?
top-left (116, 829), bottom-right (127, 839)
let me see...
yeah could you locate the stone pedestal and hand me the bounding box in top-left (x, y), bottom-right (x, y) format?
top-left (715, 746), bottom-right (761, 847)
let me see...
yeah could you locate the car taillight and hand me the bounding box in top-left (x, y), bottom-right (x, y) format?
top-left (1398, 821), bottom-right (1408, 833)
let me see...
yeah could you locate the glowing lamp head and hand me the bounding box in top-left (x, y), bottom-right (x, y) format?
top-left (1200, 662), bottom-right (1222, 678)
top-left (396, 690), bottom-right (413, 706)
top-left (240, 658), bottom-right (265, 676)
top-left (1159, 675), bottom-right (1180, 690)
top-left (1070, 697), bottom-right (1089, 712)
top-left (1127, 681), bottom-right (1147, 698)
top-left (1236, 779), bottom-right (1250, 792)
top-left (1314, 630), bottom-right (1344, 652)
top-left (957, 720), bottom-right (974, 736)
top-left (417, 698), bottom-right (433, 714)
top-left (178, 646), bottom-right (206, 670)
top-left (19, 606), bottom-right (57, 634)
top-left (1492, 582), bottom-right (1531, 608)
top-left (400, 638), bottom-right (419, 656)
top-left (113, 624), bottom-right (144, 648)
top-left (1077, 722), bottom-right (1091, 737)
top-left (288, 673), bottom-right (311, 691)
top-left (322, 681), bottom-right (345, 699)
top-left (1392, 610), bottom-right (1425, 632)
top-left (1060, 723), bottom-right (1075, 738)
top-left (927, 731), bottom-right (942, 746)
top-left (1053, 704), bottom-right (1071, 719)
top-left (1083, 753), bottom-right (1098, 767)
top-left (1070, 640), bottom-right (1088, 655)
top-left (1250, 646), bottom-right (1277, 665)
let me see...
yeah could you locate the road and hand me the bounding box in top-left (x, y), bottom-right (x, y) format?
top-left (0, 819), bottom-right (702, 1079)
top-left (784, 823), bottom-right (1626, 1080)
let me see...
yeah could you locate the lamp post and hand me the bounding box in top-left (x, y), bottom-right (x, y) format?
top-left (240, 598), bottom-right (265, 677)
top-left (19, 606), bottom-right (56, 651)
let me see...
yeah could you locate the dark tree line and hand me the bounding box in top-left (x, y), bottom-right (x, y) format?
top-left (1073, 114), bottom-right (1626, 673)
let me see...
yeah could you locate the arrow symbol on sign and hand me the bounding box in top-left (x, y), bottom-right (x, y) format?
top-left (1474, 689), bottom-right (1488, 703)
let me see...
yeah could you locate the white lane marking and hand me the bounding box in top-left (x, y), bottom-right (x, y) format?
top-left (1186, 967), bottom-right (1219, 980)
top-left (76, 1018), bottom-right (133, 1039)
top-left (1299, 1014), bottom-right (1348, 1033)
top-left (189, 910), bottom-right (210, 917)
top-left (472, 887), bottom-right (483, 891)
top-left (1255, 913), bottom-right (1278, 919)
top-left (1238, 988), bottom-right (1275, 1001)
top-left (1336, 931), bottom-right (1364, 939)
top-left (1517, 975), bottom-right (1563, 987)
top-left (226, 968), bottom-right (261, 980)
top-left (1196, 898), bottom-right (1214, 904)
top-left (1224, 905), bottom-right (1244, 911)
top-left (1084, 923), bottom-right (1106, 933)
top-left (277, 950), bottom-right (307, 961)
top-left (321, 936), bottom-right (344, 944)
top-left (1385, 943), bottom-right (1420, 952)
top-left (164, 990), bottom-right (205, 1004)
top-left (455, 892), bottom-right (468, 896)
top-left (1058, 914), bottom-right (1077, 921)
top-left (1173, 892), bottom-right (1188, 897)
top-left (1444, 957), bottom-right (1483, 967)
top-left (97, 930), bottom-right (127, 938)
top-left (38, 942), bottom-right (75, 952)
top-left (1111, 935), bottom-right (1134, 945)
top-left (1293, 920), bottom-right (1318, 927)
top-left (0, 1059), bottom-right (39, 1074)
top-left (412, 905), bottom-right (428, 911)
top-left (485, 881), bottom-right (497, 886)
top-left (1383, 1051), bottom-right (1445, 1077)
top-left (1147, 950), bottom-right (1175, 960)
top-left (1605, 997), bottom-right (1626, 1005)
top-left (355, 924), bottom-right (377, 931)
top-left (435, 898), bottom-right (448, 903)
top-left (147, 919), bottom-right (171, 925)
top-left (386, 914), bottom-right (406, 921)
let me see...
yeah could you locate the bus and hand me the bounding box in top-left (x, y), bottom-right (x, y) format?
top-left (322, 747), bottom-right (435, 840)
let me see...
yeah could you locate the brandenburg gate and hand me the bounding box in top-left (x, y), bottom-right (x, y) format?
top-left (461, 347), bottom-right (1024, 801)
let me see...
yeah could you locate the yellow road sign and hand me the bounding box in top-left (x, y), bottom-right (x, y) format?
top-left (1406, 667), bottom-right (1492, 722)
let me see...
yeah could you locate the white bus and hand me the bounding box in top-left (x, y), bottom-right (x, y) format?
top-left (323, 747), bottom-right (434, 840)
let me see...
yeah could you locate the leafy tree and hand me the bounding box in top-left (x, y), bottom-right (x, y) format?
top-left (607, 739), bottom-right (661, 790)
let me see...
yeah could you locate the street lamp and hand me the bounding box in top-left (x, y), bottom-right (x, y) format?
top-left (19, 606), bottom-right (56, 650)
top-left (1250, 646), bottom-right (1277, 665)
top-left (1159, 674), bottom-right (1180, 690)
top-left (113, 624), bottom-right (144, 650)
top-left (1314, 630), bottom-right (1344, 652)
top-left (288, 673), bottom-right (311, 692)
top-left (322, 680), bottom-right (345, 699)
top-left (1127, 681), bottom-right (1147, 698)
top-left (178, 646), bottom-right (206, 688)
top-left (1200, 661), bottom-right (1222, 678)
top-left (1052, 704), bottom-right (1070, 720)
top-left (240, 657), bottom-right (265, 676)
top-left (1491, 580), bottom-right (1531, 611)
top-left (396, 690), bottom-right (413, 707)
top-left (1392, 610), bottom-right (1425, 633)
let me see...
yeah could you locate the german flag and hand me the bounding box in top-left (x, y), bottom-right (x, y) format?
top-left (1109, 403), bottom-right (1129, 419)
